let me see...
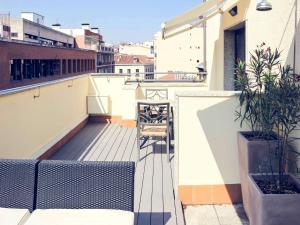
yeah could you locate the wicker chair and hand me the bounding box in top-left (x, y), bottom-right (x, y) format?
top-left (0, 159), bottom-right (38, 212)
top-left (137, 102), bottom-right (170, 162)
top-left (36, 160), bottom-right (135, 212)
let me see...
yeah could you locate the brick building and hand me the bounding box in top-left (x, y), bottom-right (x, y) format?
top-left (0, 40), bottom-right (96, 90)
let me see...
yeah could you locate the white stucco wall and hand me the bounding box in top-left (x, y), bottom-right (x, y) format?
top-left (154, 25), bottom-right (203, 73)
top-left (175, 91), bottom-right (246, 187)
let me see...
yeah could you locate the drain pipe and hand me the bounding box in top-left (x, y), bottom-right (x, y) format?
top-left (203, 0), bottom-right (207, 72)
top-left (294, 0), bottom-right (298, 73)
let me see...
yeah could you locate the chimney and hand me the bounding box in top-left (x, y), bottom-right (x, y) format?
top-left (81, 23), bottom-right (90, 30)
top-left (52, 23), bottom-right (61, 30)
top-left (91, 27), bottom-right (99, 34)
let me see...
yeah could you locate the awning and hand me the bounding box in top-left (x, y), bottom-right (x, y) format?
top-left (163, 0), bottom-right (225, 33)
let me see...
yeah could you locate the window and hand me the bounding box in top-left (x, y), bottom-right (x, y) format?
top-left (10, 59), bottom-right (22, 81)
top-left (73, 60), bottom-right (76, 73)
top-left (127, 69), bottom-right (131, 74)
top-left (119, 69), bottom-right (123, 74)
top-left (62, 60), bottom-right (66, 74)
top-left (23, 59), bottom-right (33, 79)
top-left (92, 60), bottom-right (95, 71)
top-left (33, 60), bottom-right (40, 78)
top-left (9, 58), bottom-right (91, 82)
top-left (77, 59), bottom-right (80, 72)
top-left (81, 60), bottom-right (84, 72)
top-left (88, 59), bottom-right (91, 71)
top-left (133, 57), bottom-right (139, 63)
top-left (136, 69), bottom-right (140, 77)
top-left (85, 59), bottom-right (88, 72)
top-left (11, 32), bottom-right (18, 37)
top-left (40, 60), bottom-right (47, 77)
top-left (68, 60), bottom-right (72, 74)
top-left (53, 60), bottom-right (61, 75)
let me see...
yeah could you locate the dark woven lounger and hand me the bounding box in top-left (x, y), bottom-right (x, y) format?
top-left (0, 159), bottom-right (38, 212)
top-left (36, 160), bottom-right (135, 212)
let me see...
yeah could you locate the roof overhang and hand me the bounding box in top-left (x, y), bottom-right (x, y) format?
top-left (162, 0), bottom-right (226, 36)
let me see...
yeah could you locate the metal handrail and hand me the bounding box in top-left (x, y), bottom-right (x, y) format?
top-left (91, 71), bottom-right (207, 83)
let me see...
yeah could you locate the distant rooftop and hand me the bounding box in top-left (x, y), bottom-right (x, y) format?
top-left (114, 54), bottom-right (154, 65)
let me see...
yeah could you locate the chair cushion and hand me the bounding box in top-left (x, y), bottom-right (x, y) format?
top-left (0, 208), bottom-right (30, 225)
top-left (23, 209), bottom-right (134, 225)
top-left (141, 125), bottom-right (167, 136)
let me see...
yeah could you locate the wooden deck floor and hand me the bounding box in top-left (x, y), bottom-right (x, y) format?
top-left (51, 122), bottom-right (184, 225)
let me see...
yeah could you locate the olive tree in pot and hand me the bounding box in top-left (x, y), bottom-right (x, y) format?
top-left (235, 43), bottom-right (300, 225)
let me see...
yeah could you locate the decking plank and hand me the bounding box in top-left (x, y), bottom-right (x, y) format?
top-left (86, 123), bottom-right (116, 161)
top-left (151, 140), bottom-right (164, 225)
top-left (75, 123), bottom-right (110, 161)
top-left (129, 130), bottom-right (138, 162)
top-left (91, 123), bottom-right (120, 161)
top-left (134, 140), bottom-right (148, 225)
top-left (113, 128), bottom-right (133, 161)
top-left (51, 123), bottom-right (100, 160)
top-left (67, 123), bottom-right (104, 160)
top-left (135, 141), bottom-right (152, 225)
top-left (105, 127), bottom-right (128, 161)
top-left (97, 124), bottom-right (122, 161)
top-left (50, 123), bottom-right (183, 225)
top-left (170, 155), bottom-right (185, 225)
top-left (123, 128), bottom-right (137, 162)
top-left (82, 123), bottom-right (113, 161)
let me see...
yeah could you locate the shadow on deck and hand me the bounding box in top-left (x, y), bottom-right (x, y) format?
top-left (51, 122), bottom-right (184, 225)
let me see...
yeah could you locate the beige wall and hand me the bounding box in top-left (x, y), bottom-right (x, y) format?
top-left (137, 83), bottom-right (208, 101)
top-left (154, 25), bottom-right (203, 73)
top-left (175, 91), bottom-right (246, 187)
top-left (0, 76), bottom-right (89, 159)
top-left (119, 44), bottom-right (154, 57)
top-left (88, 75), bottom-right (137, 120)
top-left (10, 18), bottom-right (24, 40)
top-left (88, 75), bottom-right (208, 120)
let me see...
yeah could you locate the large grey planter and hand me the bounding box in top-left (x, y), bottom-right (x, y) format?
top-left (248, 174), bottom-right (300, 225)
top-left (237, 131), bottom-right (277, 216)
top-left (237, 132), bottom-right (300, 225)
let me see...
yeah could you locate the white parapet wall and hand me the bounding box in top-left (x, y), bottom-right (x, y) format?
top-left (0, 75), bottom-right (89, 159)
top-left (137, 82), bottom-right (208, 102)
top-left (88, 75), bottom-right (137, 121)
top-left (175, 91), bottom-right (247, 205)
top-left (88, 74), bottom-right (209, 122)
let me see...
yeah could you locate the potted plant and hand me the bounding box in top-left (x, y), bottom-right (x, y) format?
top-left (235, 43), bottom-right (300, 225)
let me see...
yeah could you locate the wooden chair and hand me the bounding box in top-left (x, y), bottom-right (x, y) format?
top-left (137, 102), bottom-right (170, 162)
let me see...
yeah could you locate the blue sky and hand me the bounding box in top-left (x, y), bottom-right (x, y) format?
top-left (0, 0), bottom-right (203, 43)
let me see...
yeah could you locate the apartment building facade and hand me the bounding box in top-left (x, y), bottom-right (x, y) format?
top-left (97, 44), bottom-right (114, 73)
top-left (0, 40), bottom-right (96, 90)
top-left (5, 12), bottom-right (74, 47)
top-left (54, 23), bottom-right (114, 73)
top-left (114, 53), bottom-right (154, 79)
top-left (118, 41), bottom-right (154, 57)
top-left (0, 13), bottom-right (10, 39)
top-left (53, 23), bottom-right (102, 50)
